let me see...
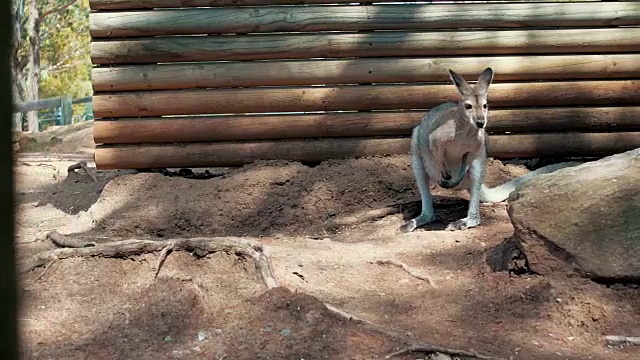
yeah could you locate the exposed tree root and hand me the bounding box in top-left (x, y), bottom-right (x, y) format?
top-left (48, 231), bottom-right (96, 248)
top-left (23, 231), bottom-right (504, 360)
top-left (385, 345), bottom-right (508, 360)
top-left (36, 259), bottom-right (56, 280)
top-left (21, 232), bottom-right (279, 290)
top-left (154, 242), bottom-right (175, 279)
top-left (371, 259), bottom-right (437, 288)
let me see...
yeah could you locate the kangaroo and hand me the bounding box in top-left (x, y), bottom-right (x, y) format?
top-left (400, 67), bottom-right (582, 233)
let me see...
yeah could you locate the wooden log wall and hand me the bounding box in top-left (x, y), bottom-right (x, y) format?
top-left (90, 0), bottom-right (640, 170)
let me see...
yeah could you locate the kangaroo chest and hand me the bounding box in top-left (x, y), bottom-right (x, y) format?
top-left (431, 122), bottom-right (484, 168)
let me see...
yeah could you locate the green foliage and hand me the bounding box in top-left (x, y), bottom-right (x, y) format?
top-left (38, 0), bottom-right (92, 100)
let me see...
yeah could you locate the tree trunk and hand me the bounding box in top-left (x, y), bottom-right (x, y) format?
top-left (24, 0), bottom-right (39, 132)
top-left (10, 0), bottom-right (24, 131)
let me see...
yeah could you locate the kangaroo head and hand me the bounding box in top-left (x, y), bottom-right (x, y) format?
top-left (448, 67), bottom-right (494, 129)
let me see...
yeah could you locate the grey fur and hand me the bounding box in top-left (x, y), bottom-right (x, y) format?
top-left (399, 68), bottom-right (581, 233)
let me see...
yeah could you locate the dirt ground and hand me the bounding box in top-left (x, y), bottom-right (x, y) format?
top-left (13, 125), bottom-right (640, 360)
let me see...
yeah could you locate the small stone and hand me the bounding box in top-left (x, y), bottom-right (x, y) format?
top-left (163, 335), bottom-right (172, 342)
top-left (197, 331), bottom-right (206, 341)
top-left (280, 328), bottom-right (291, 337)
top-left (214, 328), bottom-right (222, 335)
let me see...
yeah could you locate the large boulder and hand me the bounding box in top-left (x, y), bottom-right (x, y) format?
top-left (507, 148), bottom-right (640, 281)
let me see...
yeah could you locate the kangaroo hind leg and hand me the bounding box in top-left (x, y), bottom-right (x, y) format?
top-left (445, 150), bottom-right (486, 231)
top-left (399, 134), bottom-right (437, 233)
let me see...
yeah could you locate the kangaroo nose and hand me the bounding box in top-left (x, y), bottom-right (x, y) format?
top-left (476, 120), bottom-right (485, 129)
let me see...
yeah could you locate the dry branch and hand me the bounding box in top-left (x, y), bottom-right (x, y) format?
top-left (371, 259), bottom-right (437, 288)
top-left (67, 161), bottom-right (97, 182)
top-left (605, 335), bottom-right (640, 346)
top-left (385, 345), bottom-right (508, 360)
top-left (19, 162), bottom-right (58, 170)
top-left (22, 233), bottom-right (279, 289)
top-left (36, 260), bottom-right (56, 280)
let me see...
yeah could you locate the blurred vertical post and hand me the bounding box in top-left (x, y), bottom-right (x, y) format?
top-left (1, 0), bottom-right (19, 357)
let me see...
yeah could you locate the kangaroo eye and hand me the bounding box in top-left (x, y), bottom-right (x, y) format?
top-left (464, 103), bottom-right (473, 110)
top-left (483, 103), bottom-right (488, 109)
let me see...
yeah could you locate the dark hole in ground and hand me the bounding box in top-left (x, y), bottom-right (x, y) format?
top-left (137, 168), bottom-right (227, 180)
top-left (486, 236), bottom-right (532, 276)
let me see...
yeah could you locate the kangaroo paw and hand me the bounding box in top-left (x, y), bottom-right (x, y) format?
top-left (399, 219), bottom-right (418, 233)
top-left (445, 217), bottom-right (480, 231)
top-left (399, 214), bottom-right (435, 233)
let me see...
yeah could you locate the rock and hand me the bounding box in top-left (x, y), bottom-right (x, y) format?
top-left (507, 148), bottom-right (640, 280)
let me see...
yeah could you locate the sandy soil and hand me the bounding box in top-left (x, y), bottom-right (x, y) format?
top-left (13, 125), bottom-right (639, 360)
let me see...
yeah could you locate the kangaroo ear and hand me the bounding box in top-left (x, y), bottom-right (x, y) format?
top-left (448, 69), bottom-right (473, 97)
top-left (475, 67), bottom-right (494, 95)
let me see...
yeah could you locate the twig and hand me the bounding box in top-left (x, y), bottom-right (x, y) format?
top-left (67, 161), bottom-right (97, 182)
top-left (385, 345), bottom-right (508, 360)
top-left (19, 162), bottom-right (57, 170)
top-left (605, 335), bottom-right (640, 346)
top-left (20, 233), bottom-right (279, 291)
top-left (36, 259), bottom-right (56, 280)
top-left (154, 242), bottom-right (175, 279)
top-left (371, 259), bottom-right (437, 288)
top-left (324, 303), bottom-right (368, 323)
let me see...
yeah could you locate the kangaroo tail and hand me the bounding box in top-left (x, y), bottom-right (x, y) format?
top-left (480, 161), bottom-right (584, 203)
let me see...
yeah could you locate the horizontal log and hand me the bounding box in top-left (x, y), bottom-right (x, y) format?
top-left (94, 132), bottom-right (640, 169)
top-left (89, 3), bottom-right (640, 38)
top-left (90, 27), bottom-right (640, 65)
top-left (92, 80), bottom-right (640, 118)
top-left (90, 0), bottom-right (599, 11)
top-left (93, 54), bottom-right (640, 92)
top-left (93, 107), bottom-right (640, 144)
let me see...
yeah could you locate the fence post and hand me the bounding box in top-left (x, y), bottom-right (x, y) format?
top-left (61, 96), bottom-right (73, 125)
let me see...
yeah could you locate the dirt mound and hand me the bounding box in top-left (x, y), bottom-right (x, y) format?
top-left (212, 286), bottom-right (403, 359)
top-left (81, 156), bottom-right (527, 239)
top-left (16, 155), bottom-right (640, 360)
top-left (14, 121), bottom-right (94, 154)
